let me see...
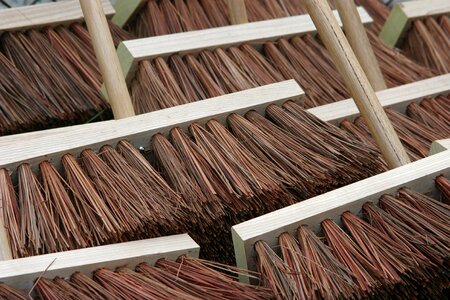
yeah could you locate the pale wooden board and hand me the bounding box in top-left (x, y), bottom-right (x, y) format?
top-left (118, 7), bottom-right (372, 85)
top-left (0, 80), bottom-right (304, 173)
top-left (430, 138), bottom-right (450, 155)
top-left (379, 0), bottom-right (450, 47)
top-left (0, 234), bottom-right (199, 291)
top-left (111, 0), bottom-right (145, 28)
top-left (0, 0), bottom-right (115, 33)
top-left (232, 149), bottom-right (450, 276)
top-left (308, 73), bottom-right (450, 124)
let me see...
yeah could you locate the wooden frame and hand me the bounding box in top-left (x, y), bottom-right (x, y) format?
top-left (232, 149), bottom-right (450, 277)
top-left (112, 0), bottom-right (147, 28)
top-left (117, 7), bottom-right (372, 85)
top-left (0, 234), bottom-right (199, 291)
top-left (0, 0), bottom-right (115, 34)
top-left (430, 138), bottom-right (450, 155)
top-left (1, 73), bottom-right (449, 173)
top-left (379, 0), bottom-right (450, 47)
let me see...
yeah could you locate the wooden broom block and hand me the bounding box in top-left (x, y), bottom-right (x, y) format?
top-left (304, 0), bottom-right (410, 168)
top-left (80, 0), bottom-right (135, 120)
top-left (0, 81), bottom-right (304, 172)
top-left (227, 0), bottom-right (249, 24)
top-left (430, 138), bottom-right (450, 155)
top-left (112, 0), bottom-right (146, 28)
top-left (0, 0), bottom-right (115, 33)
top-left (117, 6), bottom-right (372, 85)
top-left (335, 0), bottom-right (386, 91)
top-left (0, 234), bottom-right (199, 291)
top-left (380, 0), bottom-right (450, 47)
top-left (1, 74), bottom-right (449, 173)
top-left (232, 149), bottom-right (450, 275)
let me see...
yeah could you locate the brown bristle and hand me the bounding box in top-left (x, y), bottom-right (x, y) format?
top-left (70, 272), bottom-right (115, 300)
top-left (40, 161), bottom-right (90, 250)
top-left (0, 283), bottom-right (27, 300)
top-left (18, 163), bottom-right (68, 256)
top-left (436, 175), bottom-right (450, 204)
top-left (80, 149), bottom-right (147, 234)
top-left (403, 18), bottom-right (450, 75)
top-left (61, 154), bottom-right (120, 245)
top-left (322, 219), bottom-right (381, 297)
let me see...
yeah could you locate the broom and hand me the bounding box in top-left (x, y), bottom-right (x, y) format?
top-left (0, 256), bottom-right (272, 299)
top-left (255, 177), bottom-right (450, 299)
top-left (0, 3), bottom-right (134, 136)
top-left (0, 96), bottom-right (389, 263)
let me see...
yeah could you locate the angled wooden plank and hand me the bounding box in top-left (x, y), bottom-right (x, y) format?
top-left (430, 138), bottom-right (450, 155)
top-left (308, 73), bottom-right (450, 124)
top-left (380, 0), bottom-right (450, 47)
top-left (118, 7), bottom-right (372, 85)
top-left (0, 81), bottom-right (304, 172)
top-left (111, 0), bottom-right (146, 28)
top-left (0, 234), bottom-right (199, 291)
top-left (0, 0), bottom-right (115, 33)
top-left (232, 150), bottom-right (450, 276)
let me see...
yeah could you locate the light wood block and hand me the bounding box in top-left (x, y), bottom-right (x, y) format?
top-left (0, 81), bottom-right (304, 173)
top-left (117, 7), bottom-right (372, 85)
top-left (0, 0), bottom-right (115, 33)
top-left (232, 149), bottom-right (450, 276)
top-left (380, 0), bottom-right (450, 47)
top-left (430, 138), bottom-right (450, 155)
top-left (111, 0), bottom-right (145, 28)
top-left (308, 73), bottom-right (450, 124)
top-left (0, 234), bottom-right (199, 291)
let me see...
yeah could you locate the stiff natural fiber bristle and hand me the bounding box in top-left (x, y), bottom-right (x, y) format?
top-left (436, 175), bottom-right (450, 204)
top-left (0, 21), bottom-right (131, 136)
top-left (403, 16), bottom-right (450, 75)
top-left (0, 283), bottom-right (27, 300)
top-left (256, 179), bottom-right (450, 299)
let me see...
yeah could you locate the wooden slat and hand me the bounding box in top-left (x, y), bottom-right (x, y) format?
top-left (232, 149), bottom-right (450, 275)
top-left (379, 0), bottom-right (450, 47)
top-left (0, 81), bottom-right (304, 172)
top-left (0, 0), bottom-right (115, 33)
top-left (117, 7), bottom-right (372, 85)
top-left (430, 138), bottom-right (450, 155)
top-left (111, 0), bottom-right (146, 28)
top-left (0, 234), bottom-right (199, 291)
top-left (308, 73), bottom-right (450, 124)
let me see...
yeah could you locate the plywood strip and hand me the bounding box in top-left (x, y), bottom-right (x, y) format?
top-left (232, 149), bottom-right (450, 274)
top-left (112, 0), bottom-right (146, 28)
top-left (0, 80), bottom-right (304, 172)
top-left (379, 0), bottom-right (450, 47)
top-left (117, 7), bottom-right (372, 84)
top-left (0, 0), bottom-right (115, 33)
top-left (0, 234), bottom-right (199, 291)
